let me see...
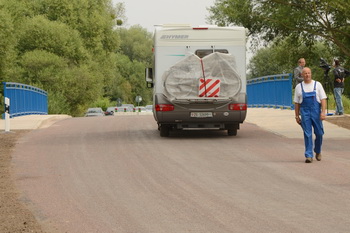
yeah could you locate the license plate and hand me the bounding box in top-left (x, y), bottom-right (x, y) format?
top-left (190, 112), bottom-right (213, 118)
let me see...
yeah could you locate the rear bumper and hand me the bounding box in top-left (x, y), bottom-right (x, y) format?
top-left (153, 93), bottom-right (247, 128)
top-left (156, 111), bottom-right (246, 128)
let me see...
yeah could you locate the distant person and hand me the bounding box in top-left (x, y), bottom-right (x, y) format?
top-left (333, 59), bottom-right (349, 116)
top-left (293, 58), bottom-right (306, 86)
top-left (294, 67), bottom-right (327, 163)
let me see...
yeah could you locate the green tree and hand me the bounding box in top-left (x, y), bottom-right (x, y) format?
top-left (61, 65), bottom-right (104, 115)
top-left (17, 16), bottom-right (89, 65)
top-left (34, 0), bottom-right (121, 54)
top-left (112, 26), bottom-right (154, 105)
top-left (111, 53), bottom-right (152, 105)
top-left (117, 25), bottom-right (153, 65)
top-left (0, 7), bottom-right (18, 82)
top-left (0, 0), bottom-right (153, 116)
top-left (248, 37), bottom-right (333, 81)
top-left (208, 0), bottom-right (350, 58)
top-left (19, 50), bottom-right (68, 87)
top-left (128, 60), bottom-right (152, 105)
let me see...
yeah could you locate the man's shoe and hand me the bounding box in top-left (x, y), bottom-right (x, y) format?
top-left (339, 112), bottom-right (343, 116)
top-left (316, 153), bottom-right (322, 161)
top-left (305, 157), bottom-right (313, 163)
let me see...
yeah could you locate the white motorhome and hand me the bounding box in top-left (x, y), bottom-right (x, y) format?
top-left (146, 24), bottom-right (247, 137)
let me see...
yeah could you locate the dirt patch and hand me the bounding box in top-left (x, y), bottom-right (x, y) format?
top-left (325, 115), bottom-right (350, 130)
top-left (0, 130), bottom-right (44, 233)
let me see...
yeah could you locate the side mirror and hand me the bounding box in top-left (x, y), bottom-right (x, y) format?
top-left (145, 68), bottom-right (153, 88)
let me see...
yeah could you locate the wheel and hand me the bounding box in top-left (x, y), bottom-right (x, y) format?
top-left (227, 128), bottom-right (237, 136)
top-left (160, 125), bottom-right (170, 137)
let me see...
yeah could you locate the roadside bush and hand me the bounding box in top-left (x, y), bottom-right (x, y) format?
top-left (90, 97), bottom-right (115, 112)
top-left (342, 95), bottom-right (350, 114)
top-left (48, 91), bottom-right (70, 115)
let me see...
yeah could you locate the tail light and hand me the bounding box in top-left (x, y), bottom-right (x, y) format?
top-left (229, 103), bottom-right (247, 111)
top-left (155, 104), bottom-right (174, 112)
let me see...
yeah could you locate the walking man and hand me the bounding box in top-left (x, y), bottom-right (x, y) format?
top-left (294, 67), bottom-right (327, 163)
top-left (333, 59), bottom-right (349, 115)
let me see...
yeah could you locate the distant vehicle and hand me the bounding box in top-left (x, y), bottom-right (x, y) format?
top-left (145, 25), bottom-right (247, 137)
top-left (134, 106), bottom-right (146, 112)
top-left (85, 108), bottom-right (105, 117)
top-left (121, 104), bottom-right (134, 110)
top-left (115, 107), bottom-right (128, 112)
top-left (105, 107), bottom-right (117, 116)
top-left (115, 104), bottom-right (133, 112)
top-left (145, 105), bottom-right (153, 112)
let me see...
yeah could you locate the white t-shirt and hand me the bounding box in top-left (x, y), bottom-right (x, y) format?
top-left (294, 80), bottom-right (327, 104)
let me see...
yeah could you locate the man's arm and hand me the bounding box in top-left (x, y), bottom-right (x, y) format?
top-left (320, 99), bottom-right (327, 120)
top-left (294, 102), bottom-right (301, 125)
top-left (344, 68), bottom-right (350, 77)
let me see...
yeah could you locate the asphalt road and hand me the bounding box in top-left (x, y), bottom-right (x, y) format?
top-left (12, 115), bottom-right (350, 233)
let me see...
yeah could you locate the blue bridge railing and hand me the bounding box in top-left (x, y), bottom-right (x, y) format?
top-left (3, 82), bottom-right (48, 118)
top-left (247, 73), bottom-right (294, 109)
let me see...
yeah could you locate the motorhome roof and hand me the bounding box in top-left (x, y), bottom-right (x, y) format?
top-left (154, 24), bottom-right (244, 31)
top-left (155, 24), bottom-right (221, 29)
top-left (153, 25), bottom-right (246, 46)
top-left (158, 24), bottom-right (192, 28)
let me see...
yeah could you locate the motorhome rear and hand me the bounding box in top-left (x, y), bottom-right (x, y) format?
top-left (146, 25), bottom-right (247, 137)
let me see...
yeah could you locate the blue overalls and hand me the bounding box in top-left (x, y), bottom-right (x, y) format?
top-left (300, 82), bottom-right (324, 158)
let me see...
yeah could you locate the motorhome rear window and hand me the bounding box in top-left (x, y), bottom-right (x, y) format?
top-left (195, 49), bottom-right (228, 58)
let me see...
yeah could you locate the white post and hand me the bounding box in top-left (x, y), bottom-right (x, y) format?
top-left (4, 97), bottom-right (10, 132)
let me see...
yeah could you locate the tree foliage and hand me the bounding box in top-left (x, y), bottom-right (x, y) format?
top-left (34, 0), bottom-right (121, 54)
top-left (17, 16), bottom-right (89, 64)
top-left (209, 0), bottom-right (350, 99)
top-left (117, 25), bottom-right (153, 65)
top-left (208, 0), bottom-right (350, 59)
top-left (0, 0), bottom-right (153, 116)
top-left (247, 37), bottom-right (333, 83)
top-left (0, 7), bottom-right (17, 80)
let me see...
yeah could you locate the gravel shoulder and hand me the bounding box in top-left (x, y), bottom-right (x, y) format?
top-left (0, 130), bottom-right (44, 233)
top-left (324, 115), bottom-right (350, 130)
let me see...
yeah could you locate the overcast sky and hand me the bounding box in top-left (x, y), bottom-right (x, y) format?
top-left (114, 0), bottom-right (253, 63)
top-left (115, 0), bottom-right (216, 32)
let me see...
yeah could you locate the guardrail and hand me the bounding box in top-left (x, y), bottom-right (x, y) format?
top-left (3, 82), bottom-right (48, 118)
top-left (247, 73), bottom-right (294, 109)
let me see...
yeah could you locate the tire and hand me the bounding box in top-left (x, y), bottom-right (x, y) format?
top-left (227, 128), bottom-right (237, 136)
top-left (160, 125), bottom-right (170, 137)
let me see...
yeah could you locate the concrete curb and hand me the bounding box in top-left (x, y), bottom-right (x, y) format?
top-left (245, 108), bottom-right (350, 139)
top-left (0, 115), bottom-right (71, 130)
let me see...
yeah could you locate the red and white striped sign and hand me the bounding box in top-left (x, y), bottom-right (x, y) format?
top-left (198, 78), bottom-right (221, 97)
